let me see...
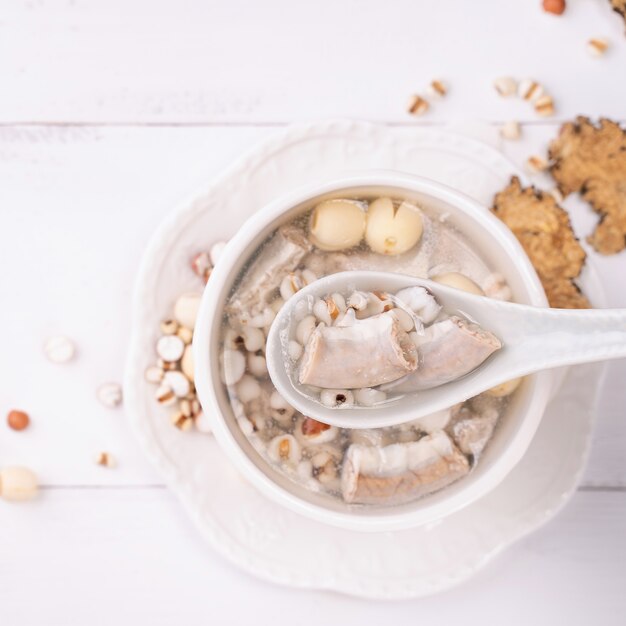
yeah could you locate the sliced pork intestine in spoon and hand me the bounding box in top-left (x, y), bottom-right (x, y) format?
top-left (298, 311), bottom-right (418, 389)
top-left (341, 431), bottom-right (469, 505)
top-left (386, 316), bottom-right (502, 393)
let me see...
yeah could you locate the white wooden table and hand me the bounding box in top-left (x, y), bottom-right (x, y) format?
top-left (1, 2), bottom-right (625, 624)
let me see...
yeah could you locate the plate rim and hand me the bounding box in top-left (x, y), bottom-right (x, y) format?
top-left (123, 118), bottom-right (607, 599)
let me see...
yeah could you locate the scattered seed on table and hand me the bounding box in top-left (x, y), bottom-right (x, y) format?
top-left (587, 38), bottom-right (609, 57)
top-left (97, 382), bottom-right (123, 408)
top-left (534, 95), bottom-right (555, 117)
top-left (7, 410), bottom-right (30, 431)
top-left (526, 155), bottom-right (549, 173)
top-left (407, 94), bottom-right (429, 116)
top-left (518, 78), bottom-right (544, 102)
top-left (426, 79), bottom-right (447, 98)
top-left (500, 121), bottom-right (521, 140)
top-left (0, 466), bottom-right (38, 501)
top-left (43, 335), bottom-right (75, 363)
top-left (493, 76), bottom-right (517, 97)
top-left (95, 452), bottom-right (116, 468)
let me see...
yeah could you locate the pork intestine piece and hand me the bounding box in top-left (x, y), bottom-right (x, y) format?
top-left (341, 431), bottom-right (469, 505)
top-left (388, 316), bottom-right (501, 392)
top-left (298, 311), bottom-right (418, 389)
top-left (227, 225), bottom-right (312, 321)
top-left (448, 406), bottom-right (499, 460)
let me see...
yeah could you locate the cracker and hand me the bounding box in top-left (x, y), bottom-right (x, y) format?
top-left (492, 176), bottom-right (590, 309)
top-left (549, 116), bottom-right (626, 254)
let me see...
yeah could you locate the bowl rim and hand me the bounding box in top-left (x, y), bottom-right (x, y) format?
top-left (193, 171), bottom-right (554, 532)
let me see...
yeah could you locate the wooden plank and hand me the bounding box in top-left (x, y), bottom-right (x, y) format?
top-left (0, 0), bottom-right (625, 123)
top-left (0, 125), bottom-right (275, 486)
top-left (0, 123), bottom-right (624, 487)
top-left (0, 488), bottom-right (624, 624)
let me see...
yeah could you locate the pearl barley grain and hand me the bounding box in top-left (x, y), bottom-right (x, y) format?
top-left (526, 156), bottom-right (549, 173)
top-left (95, 452), bottom-right (116, 468)
top-left (241, 326), bottom-right (265, 352)
top-left (587, 38), bottom-right (609, 57)
top-left (407, 94), bottom-right (429, 115)
top-left (44, 335), bottom-right (75, 363)
top-left (173, 293), bottom-right (202, 330)
top-left (296, 315), bottom-right (317, 345)
top-left (163, 371), bottom-right (190, 398)
top-left (426, 80), bottom-right (447, 98)
top-left (209, 240), bottom-right (228, 266)
top-left (235, 375), bottom-right (262, 403)
top-left (247, 353), bottom-right (267, 377)
top-left (194, 411), bottom-right (212, 433)
top-left (287, 340), bottom-right (303, 361)
top-left (145, 365), bottom-right (164, 383)
top-left (171, 412), bottom-right (193, 431)
top-left (354, 388), bottom-right (386, 407)
top-left (534, 95), bottom-right (554, 117)
top-left (320, 389), bottom-right (354, 408)
top-left (518, 79), bottom-right (543, 102)
top-left (500, 121), bottom-right (521, 141)
top-left (493, 76), bottom-right (517, 97)
top-left (156, 334), bottom-right (185, 362)
top-left (97, 383), bottom-right (123, 408)
top-left (221, 349), bottom-right (246, 385)
top-left (280, 273), bottom-right (303, 300)
top-left (191, 251), bottom-right (212, 280)
top-left (7, 410), bottom-right (30, 431)
top-left (155, 383), bottom-right (176, 406)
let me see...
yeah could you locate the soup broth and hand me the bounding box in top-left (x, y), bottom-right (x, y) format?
top-left (219, 195), bottom-right (520, 506)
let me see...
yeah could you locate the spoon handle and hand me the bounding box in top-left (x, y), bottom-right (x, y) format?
top-left (492, 306), bottom-right (626, 375)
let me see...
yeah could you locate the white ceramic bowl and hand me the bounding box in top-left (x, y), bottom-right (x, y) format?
top-left (193, 172), bottom-right (554, 532)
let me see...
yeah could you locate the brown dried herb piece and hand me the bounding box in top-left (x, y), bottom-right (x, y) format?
top-left (549, 117), bottom-right (626, 254)
top-left (542, 278), bottom-right (591, 310)
top-left (610, 0), bottom-right (626, 30)
top-left (492, 176), bottom-right (590, 309)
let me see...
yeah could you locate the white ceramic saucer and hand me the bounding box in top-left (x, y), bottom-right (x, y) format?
top-left (124, 119), bottom-right (606, 599)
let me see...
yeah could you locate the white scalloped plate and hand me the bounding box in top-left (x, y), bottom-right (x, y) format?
top-left (124, 120), bottom-right (606, 600)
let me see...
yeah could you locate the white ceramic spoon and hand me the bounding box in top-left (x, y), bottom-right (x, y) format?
top-left (266, 271), bottom-right (626, 429)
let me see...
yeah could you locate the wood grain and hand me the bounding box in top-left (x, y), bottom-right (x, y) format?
top-left (0, 489), bottom-right (623, 625)
top-left (0, 0), bottom-right (624, 123)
